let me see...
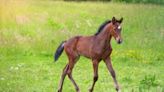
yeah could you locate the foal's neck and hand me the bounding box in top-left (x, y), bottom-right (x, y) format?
top-left (96, 24), bottom-right (112, 43)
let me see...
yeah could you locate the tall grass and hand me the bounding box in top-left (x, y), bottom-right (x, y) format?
top-left (64, 0), bottom-right (164, 5)
top-left (114, 0), bottom-right (164, 5)
top-left (0, 1), bottom-right (164, 92)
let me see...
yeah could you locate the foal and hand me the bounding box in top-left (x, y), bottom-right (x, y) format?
top-left (55, 17), bottom-right (123, 92)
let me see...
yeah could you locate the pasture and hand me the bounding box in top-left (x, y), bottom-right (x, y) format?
top-left (0, 0), bottom-right (164, 92)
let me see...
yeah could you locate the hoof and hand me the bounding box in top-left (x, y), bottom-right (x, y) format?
top-left (115, 84), bottom-right (120, 92)
top-left (116, 88), bottom-right (121, 92)
top-left (76, 88), bottom-right (80, 92)
top-left (116, 87), bottom-right (119, 91)
top-left (57, 89), bottom-right (61, 92)
top-left (89, 88), bottom-right (93, 92)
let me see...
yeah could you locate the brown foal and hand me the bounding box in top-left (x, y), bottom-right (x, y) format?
top-left (54, 17), bottom-right (123, 92)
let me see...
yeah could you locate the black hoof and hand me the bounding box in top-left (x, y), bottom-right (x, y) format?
top-left (116, 88), bottom-right (119, 91)
top-left (76, 88), bottom-right (80, 92)
top-left (89, 88), bottom-right (93, 92)
top-left (57, 89), bottom-right (61, 92)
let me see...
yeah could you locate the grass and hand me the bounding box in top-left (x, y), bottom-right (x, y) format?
top-left (0, 0), bottom-right (164, 92)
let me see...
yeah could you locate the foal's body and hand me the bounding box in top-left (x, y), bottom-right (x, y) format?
top-left (55, 17), bottom-right (123, 92)
top-left (66, 30), bottom-right (112, 60)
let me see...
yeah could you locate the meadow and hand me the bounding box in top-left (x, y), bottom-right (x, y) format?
top-left (0, 0), bottom-right (164, 92)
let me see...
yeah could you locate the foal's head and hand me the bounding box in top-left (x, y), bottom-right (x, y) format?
top-left (110, 17), bottom-right (123, 44)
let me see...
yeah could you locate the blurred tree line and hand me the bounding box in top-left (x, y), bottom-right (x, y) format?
top-left (63, 0), bottom-right (164, 5)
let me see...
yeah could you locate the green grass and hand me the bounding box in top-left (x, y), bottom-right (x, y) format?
top-left (0, 1), bottom-right (164, 92)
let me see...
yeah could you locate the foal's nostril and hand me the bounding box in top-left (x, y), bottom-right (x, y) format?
top-left (117, 39), bottom-right (122, 44)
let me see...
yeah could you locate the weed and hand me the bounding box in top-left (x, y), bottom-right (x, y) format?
top-left (139, 75), bottom-right (159, 89)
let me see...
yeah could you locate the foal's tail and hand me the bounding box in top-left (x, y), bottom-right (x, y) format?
top-left (54, 41), bottom-right (66, 62)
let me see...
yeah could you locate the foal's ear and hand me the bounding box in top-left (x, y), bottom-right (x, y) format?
top-left (119, 17), bottom-right (123, 23)
top-left (112, 17), bottom-right (116, 24)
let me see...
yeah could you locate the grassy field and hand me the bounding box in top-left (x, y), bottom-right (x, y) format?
top-left (0, 0), bottom-right (164, 92)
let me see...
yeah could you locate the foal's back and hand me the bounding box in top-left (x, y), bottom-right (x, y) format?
top-left (64, 35), bottom-right (95, 58)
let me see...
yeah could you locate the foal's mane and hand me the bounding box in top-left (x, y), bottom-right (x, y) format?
top-left (94, 20), bottom-right (111, 36)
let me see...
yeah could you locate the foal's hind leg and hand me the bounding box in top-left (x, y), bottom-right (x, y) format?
top-left (89, 60), bottom-right (99, 92)
top-left (67, 56), bottom-right (80, 92)
top-left (58, 64), bottom-right (69, 92)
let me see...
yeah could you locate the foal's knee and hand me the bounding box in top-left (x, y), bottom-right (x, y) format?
top-left (94, 76), bottom-right (98, 82)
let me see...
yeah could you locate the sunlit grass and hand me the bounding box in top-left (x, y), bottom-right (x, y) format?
top-left (0, 0), bottom-right (164, 92)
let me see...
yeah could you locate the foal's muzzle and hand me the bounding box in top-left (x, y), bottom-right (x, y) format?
top-left (117, 39), bottom-right (122, 44)
top-left (116, 37), bottom-right (122, 44)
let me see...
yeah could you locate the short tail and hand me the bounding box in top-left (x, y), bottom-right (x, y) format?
top-left (54, 41), bottom-right (65, 62)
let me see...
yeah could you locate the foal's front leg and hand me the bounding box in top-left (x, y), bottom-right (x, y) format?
top-left (104, 57), bottom-right (120, 92)
top-left (89, 60), bottom-right (99, 92)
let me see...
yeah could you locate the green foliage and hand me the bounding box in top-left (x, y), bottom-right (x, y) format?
top-left (0, 1), bottom-right (164, 92)
top-left (64, 0), bottom-right (111, 1)
top-left (47, 17), bottom-right (64, 30)
top-left (63, 0), bottom-right (164, 5)
top-left (139, 75), bottom-right (159, 89)
top-left (113, 0), bottom-right (164, 5)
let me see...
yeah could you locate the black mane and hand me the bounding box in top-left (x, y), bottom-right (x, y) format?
top-left (94, 20), bottom-right (111, 36)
